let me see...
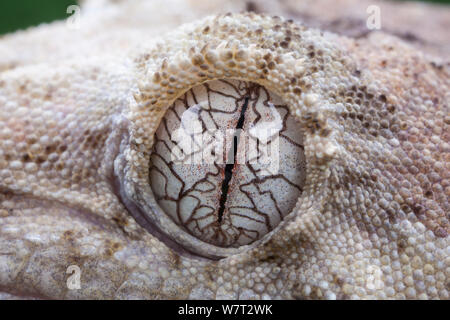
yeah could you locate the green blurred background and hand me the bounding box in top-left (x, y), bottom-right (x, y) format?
top-left (0, 0), bottom-right (448, 35)
top-left (0, 0), bottom-right (77, 35)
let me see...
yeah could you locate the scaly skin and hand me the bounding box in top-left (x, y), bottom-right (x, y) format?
top-left (0, 1), bottom-right (449, 299)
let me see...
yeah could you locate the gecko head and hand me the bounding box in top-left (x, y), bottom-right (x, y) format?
top-left (2, 8), bottom-right (446, 299)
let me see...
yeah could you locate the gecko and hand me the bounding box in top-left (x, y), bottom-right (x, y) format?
top-left (0, 0), bottom-right (448, 299)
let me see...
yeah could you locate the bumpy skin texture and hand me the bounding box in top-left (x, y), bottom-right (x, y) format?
top-left (0, 0), bottom-right (449, 299)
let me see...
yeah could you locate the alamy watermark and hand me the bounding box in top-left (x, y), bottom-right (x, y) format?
top-left (366, 5), bottom-right (381, 30)
top-left (66, 5), bottom-right (81, 30)
top-left (66, 265), bottom-right (81, 290)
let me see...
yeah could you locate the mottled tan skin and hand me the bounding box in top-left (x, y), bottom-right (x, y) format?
top-left (0, 0), bottom-right (449, 299)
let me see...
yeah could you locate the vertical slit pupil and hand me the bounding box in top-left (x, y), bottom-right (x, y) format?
top-left (217, 97), bottom-right (249, 223)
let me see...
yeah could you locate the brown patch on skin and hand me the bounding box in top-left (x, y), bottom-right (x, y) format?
top-left (245, 1), bottom-right (259, 13)
top-left (26, 137), bottom-right (37, 145)
top-left (44, 86), bottom-right (55, 100)
top-left (18, 83), bottom-right (27, 93)
top-left (102, 239), bottom-right (123, 258)
top-left (0, 209), bottom-right (9, 217)
top-left (153, 72), bottom-right (161, 83)
top-left (44, 144), bottom-right (57, 154)
top-left (22, 154), bottom-right (31, 162)
top-left (67, 255), bottom-right (84, 267)
top-left (220, 50), bottom-right (233, 62)
top-left (63, 230), bottom-right (75, 239)
top-left (72, 173), bottom-right (82, 184)
top-left (260, 254), bottom-right (277, 263)
top-left (112, 216), bottom-right (128, 227)
top-left (397, 237), bottom-right (408, 253)
top-left (320, 128), bottom-right (331, 137)
top-left (302, 112), bottom-right (328, 136)
top-left (291, 282), bottom-right (304, 299)
top-left (387, 105), bottom-right (396, 113)
top-left (256, 60), bottom-right (266, 69)
top-left (191, 54), bottom-right (204, 66)
top-left (430, 61), bottom-right (443, 71)
top-left (81, 168), bottom-right (91, 179)
top-left (424, 190), bottom-right (433, 198)
top-left (104, 248), bottom-right (114, 257)
top-left (36, 156), bottom-right (46, 164)
top-left (434, 227), bottom-right (447, 238)
top-left (333, 274), bottom-right (345, 287)
top-left (235, 50), bottom-right (247, 62)
top-left (172, 253), bottom-right (181, 268)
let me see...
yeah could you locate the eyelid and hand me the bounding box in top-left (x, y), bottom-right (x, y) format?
top-left (117, 13), bottom-right (346, 258)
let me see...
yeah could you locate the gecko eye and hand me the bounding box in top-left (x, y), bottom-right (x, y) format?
top-left (148, 79), bottom-right (306, 249)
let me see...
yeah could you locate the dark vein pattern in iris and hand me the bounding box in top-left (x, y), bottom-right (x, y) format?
top-left (149, 80), bottom-right (306, 248)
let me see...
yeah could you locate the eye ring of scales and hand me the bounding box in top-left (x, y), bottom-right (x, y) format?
top-left (0, 0), bottom-right (449, 300)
